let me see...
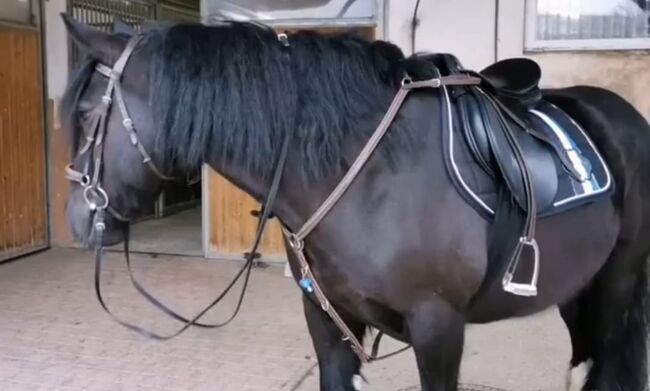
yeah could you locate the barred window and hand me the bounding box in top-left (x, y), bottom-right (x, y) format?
top-left (526, 0), bottom-right (650, 50)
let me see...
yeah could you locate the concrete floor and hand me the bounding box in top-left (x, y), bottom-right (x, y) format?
top-left (0, 249), bottom-right (573, 391)
top-left (108, 208), bottom-right (202, 257)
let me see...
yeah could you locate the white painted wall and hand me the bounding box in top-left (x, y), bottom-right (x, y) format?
top-left (385, 0), bottom-right (497, 70)
top-left (393, 0), bottom-right (650, 119)
top-left (44, 0), bottom-right (68, 100)
top-left (496, 0), bottom-right (650, 120)
top-left (199, 0), bottom-right (498, 69)
top-left (496, 0), bottom-right (526, 60)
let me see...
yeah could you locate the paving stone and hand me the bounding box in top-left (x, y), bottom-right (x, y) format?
top-left (0, 248), bottom-right (572, 390)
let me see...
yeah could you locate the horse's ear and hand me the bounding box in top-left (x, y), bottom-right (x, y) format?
top-left (113, 17), bottom-right (136, 36)
top-left (142, 19), bottom-right (158, 32)
top-left (61, 13), bottom-right (126, 66)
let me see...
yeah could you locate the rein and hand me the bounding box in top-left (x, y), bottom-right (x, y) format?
top-left (91, 133), bottom-right (290, 339)
top-left (65, 33), bottom-right (292, 339)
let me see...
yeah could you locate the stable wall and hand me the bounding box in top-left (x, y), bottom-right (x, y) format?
top-left (45, 0), bottom-right (75, 247)
top-left (389, 0), bottom-right (649, 120)
top-left (496, 0), bottom-right (650, 120)
top-left (385, 0), bottom-right (497, 69)
top-left (532, 52), bottom-right (650, 121)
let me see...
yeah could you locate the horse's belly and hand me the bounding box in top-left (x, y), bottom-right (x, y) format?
top-left (466, 199), bottom-right (619, 323)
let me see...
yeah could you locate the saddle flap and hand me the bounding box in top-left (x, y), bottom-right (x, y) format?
top-left (460, 89), bottom-right (558, 212)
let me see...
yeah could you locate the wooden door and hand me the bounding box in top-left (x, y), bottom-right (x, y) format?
top-left (207, 170), bottom-right (286, 259)
top-left (205, 26), bottom-right (375, 259)
top-left (0, 25), bottom-right (48, 261)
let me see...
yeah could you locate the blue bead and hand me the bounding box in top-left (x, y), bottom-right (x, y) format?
top-left (299, 278), bottom-right (314, 293)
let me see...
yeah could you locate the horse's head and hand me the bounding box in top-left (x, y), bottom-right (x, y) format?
top-left (61, 15), bottom-right (166, 246)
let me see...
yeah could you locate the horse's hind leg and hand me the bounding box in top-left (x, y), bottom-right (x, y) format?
top-left (559, 293), bottom-right (596, 390)
top-left (559, 248), bottom-right (648, 391)
top-left (407, 298), bottom-right (465, 391)
top-left (302, 295), bottom-right (366, 391)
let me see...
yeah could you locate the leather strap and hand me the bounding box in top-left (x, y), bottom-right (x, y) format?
top-left (402, 74), bottom-right (481, 90)
top-left (293, 75), bottom-right (481, 242)
top-left (292, 87), bottom-right (409, 242)
top-left (484, 92), bottom-right (539, 293)
top-left (72, 33), bottom-right (292, 338)
top-left (284, 74), bottom-right (481, 363)
top-left (67, 35), bottom-right (176, 225)
top-left (467, 71), bottom-right (585, 182)
top-left (91, 130), bottom-right (293, 339)
top-left (489, 93), bottom-right (586, 182)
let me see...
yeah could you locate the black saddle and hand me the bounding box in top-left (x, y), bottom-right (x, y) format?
top-left (420, 53), bottom-right (583, 213)
top-left (481, 58), bottom-right (542, 108)
top-left (410, 53), bottom-right (613, 296)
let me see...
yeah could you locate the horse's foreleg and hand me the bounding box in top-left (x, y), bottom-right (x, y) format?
top-left (407, 298), bottom-right (465, 391)
top-left (302, 295), bottom-right (366, 391)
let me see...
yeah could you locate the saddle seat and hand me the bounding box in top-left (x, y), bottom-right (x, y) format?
top-left (413, 53), bottom-right (608, 215)
top-left (480, 58), bottom-right (542, 108)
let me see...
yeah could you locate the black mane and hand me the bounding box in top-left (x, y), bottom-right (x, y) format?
top-left (62, 22), bottom-right (422, 182)
top-left (149, 22), bottom-right (413, 181)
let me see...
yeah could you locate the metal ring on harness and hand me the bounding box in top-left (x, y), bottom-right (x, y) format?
top-left (83, 185), bottom-right (109, 211)
top-left (288, 234), bottom-right (304, 251)
top-left (80, 174), bottom-right (91, 187)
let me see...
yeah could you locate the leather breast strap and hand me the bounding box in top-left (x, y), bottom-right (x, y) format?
top-left (284, 73), bottom-right (481, 363)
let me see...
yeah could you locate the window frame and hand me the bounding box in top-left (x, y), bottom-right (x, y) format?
top-left (202, 0), bottom-right (385, 38)
top-left (524, 0), bottom-right (650, 52)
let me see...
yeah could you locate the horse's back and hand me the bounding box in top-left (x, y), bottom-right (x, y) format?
top-left (544, 86), bottom-right (650, 242)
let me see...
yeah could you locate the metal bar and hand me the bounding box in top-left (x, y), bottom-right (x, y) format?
top-left (206, 16), bottom-right (378, 28)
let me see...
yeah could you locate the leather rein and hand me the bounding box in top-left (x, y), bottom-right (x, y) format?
top-left (65, 34), bottom-right (290, 339)
top-left (65, 34), bottom-right (483, 362)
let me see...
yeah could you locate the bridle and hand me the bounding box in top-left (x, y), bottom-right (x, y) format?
top-left (65, 35), bottom-right (174, 225)
top-left (64, 33), bottom-right (290, 340)
top-left (64, 31), bottom-right (484, 363)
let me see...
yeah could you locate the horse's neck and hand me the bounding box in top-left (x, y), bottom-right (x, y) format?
top-left (203, 155), bottom-right (334, 233)
top-left (204, 91), bottom-right (442, 237)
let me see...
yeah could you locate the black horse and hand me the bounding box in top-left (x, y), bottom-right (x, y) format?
top-left (60, 15), bottom-right (650, 391)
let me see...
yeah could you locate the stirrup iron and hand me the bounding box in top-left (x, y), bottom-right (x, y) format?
top-left (502, 237), bottom-right (540, 297)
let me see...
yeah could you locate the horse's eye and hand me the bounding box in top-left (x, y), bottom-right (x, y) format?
top-left (77, 107), bottom-right (94, 123)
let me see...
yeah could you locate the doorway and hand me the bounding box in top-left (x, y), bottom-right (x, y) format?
top-left (0, 1), bottom-right (48, 262)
